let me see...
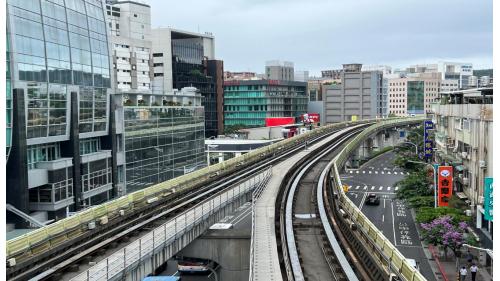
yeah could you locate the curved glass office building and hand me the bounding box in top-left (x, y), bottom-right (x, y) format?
top-left (6, 0), bottom-right (116, 223)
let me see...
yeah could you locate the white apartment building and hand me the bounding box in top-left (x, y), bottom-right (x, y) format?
top-left (431, 88), bottom-right (493, 242)
top-left (388, 73), bottom-right (441, 116)
top-left (361, 65), bottom-right (392, 75)
top-left (441, 79), bottom-right (459, 92)
top-left (437, 61), bottom-right (473, 89)
top-left (106, 1), bottom-right (153, 92)
top-left (150, 28), bottom-right (215, 94)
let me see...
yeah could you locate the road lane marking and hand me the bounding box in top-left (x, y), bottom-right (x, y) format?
top-left (356, 186), bottom-right (360, 190)
top-left (362, 171), bottom-right (366, 174)
top-left (384, 199), bottom-right (386, 208)
top-left (395, 186), bottom-right (399, 191)
top-left (391, 200), bottom-right (397, 246)
top-left (382, 215), bottom-right (385, 222)
top-left (356, 171), bottom-right (359, 174)
top-left (359, 192), bottom-right (368, 210)
top-left (349, 170), bottom-right (353, 173)
top-left (363, 186), bottom-right (367, 190)
top-left (406, 172), bottom-right (410, 175)
top-left (369, 171), bottom-right (372, 174)
top-left (387, 186), bottom-right (391, 191)
top-left (388, 171), bottom-right (391, 174)
top-left (381, 171), bottom-right (385, 174)
top-left (371, 186), bottom-right (375, 190)
top-left (400, 172), bottom-right (404, 175)
top-left (379, 186), bottom-right (383, 190)
top-left (375, 171), bottom-right (378, 174)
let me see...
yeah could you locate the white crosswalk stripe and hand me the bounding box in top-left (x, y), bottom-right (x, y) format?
top-left (356, 171), bottom-right (359, 174)
top-left (381, 171), bottom-right (385, 174)
top-left (369, 171), bottom-right (372, 174)
top-left (406, 172), bottom-right (410, 175)
top-left (362, 171), bottom-right (366, 174)
top-left (349, 185), bottom-right (352, 189)
top-left (395, 186), bottom-right (399, 191)
top-left (356, 186), bottom-right (360, 190)
top-left (371, 186), bottom-right (375, 190)
top-left (363, 186), bottom-right (368, 190)
top-left (387, 186), bottom-right (391, 191)
top-left (379, 186), bottom-right (383, 190)
top-left (387, 171), bottom-right (391, 174)
top-left (349, 170), bottom-right (353, 173)
top-left (375, 171), bottom-right (378, 174)
top-left (400, 172), bottom-right (404, 175)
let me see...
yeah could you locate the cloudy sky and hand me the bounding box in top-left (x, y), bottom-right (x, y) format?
top-left (150, 0), bottom-right (493, 76)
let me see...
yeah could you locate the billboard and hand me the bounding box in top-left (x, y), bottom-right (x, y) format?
top-left (424, 120), bottom-right (434, 158)
top-left (301, 113), bottom-right (320, 123)
top-left (265, 117), bottom-right (295, 127)
top-left (437, 166), bottom-right (453, 207)
top-left (484, 177), bottom-right (493, 221)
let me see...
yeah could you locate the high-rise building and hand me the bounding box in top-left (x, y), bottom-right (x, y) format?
top-left (6, 0), bottom-right (116, 223)
top-left (265, 60), bottom-right (294, 81)
top-left (387, 72), bottom-right (441, 116)
top-left (224, 80), bottom-right (308, 127)
top-left (294, 70), bottom-right (309, 82)
top-left (323, 64), bottom-right (385, 123)
top-left (437, 61), bottom-right (473, 89)
top-left (119, 88), bottom-right (206, 193)
top-left (151, 28), bottom-right (224, 137)
top-left (106, 1), bottom-right (153, 92)
top-left (441, 79), bottom-right (460, 92)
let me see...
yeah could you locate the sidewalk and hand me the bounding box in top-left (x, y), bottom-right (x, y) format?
top-left (410, 209), bottom-right (493, 281)
top-left (427, 245), bottom-right (493, 281)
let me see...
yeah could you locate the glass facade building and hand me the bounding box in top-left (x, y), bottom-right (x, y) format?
top-left (407, 81), bottom-right (424, 115)
top-left (224, 80), bottom-right (308, 127)
top-left (171, 35), bottom-right (220, 138)
top-left (6, 0), bottom-right (116, 222)
top-left (123, 106), bottom-right (205, 193)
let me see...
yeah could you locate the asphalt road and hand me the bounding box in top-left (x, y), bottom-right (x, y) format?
top-left (340, 151), bottom-right (437, 281)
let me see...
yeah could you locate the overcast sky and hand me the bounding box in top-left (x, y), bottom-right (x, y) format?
top-left (150, 0), bottom-right (493, 76)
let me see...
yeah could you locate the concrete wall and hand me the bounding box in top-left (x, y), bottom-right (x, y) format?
top-left (178, 229), bottom-right (250, 281)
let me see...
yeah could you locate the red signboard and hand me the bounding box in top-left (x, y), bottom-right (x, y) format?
top-left (437, 166), bottom-right (453, 207)
top-left (265, 117), bottom-right (295, 127)
top-left (301, 113), bottom-right (320, 123)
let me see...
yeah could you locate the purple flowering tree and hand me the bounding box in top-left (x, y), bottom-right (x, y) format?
top-left (420, 216), bottom-right (468, 260)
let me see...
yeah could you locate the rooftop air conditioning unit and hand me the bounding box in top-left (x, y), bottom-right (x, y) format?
top-left (479, 160), bottom-right (487, 168)
top-left (461, 152), bottom-right (468, 159)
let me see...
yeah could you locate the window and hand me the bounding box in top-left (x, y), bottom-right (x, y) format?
top-left (134, 14), bottom-right (137, 17)
top-left (153, 53), bottom-right (163, 57)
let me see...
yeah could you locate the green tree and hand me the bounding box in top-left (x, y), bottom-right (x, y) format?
top-left (396, 169), bottom-right (433, 199)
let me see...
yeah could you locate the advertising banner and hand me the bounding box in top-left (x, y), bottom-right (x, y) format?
top-left (437, 166), bottom-right (453, 207)
top-left (424, 120), bottom-right (434, 158)
top-left (265, 117), bottom-right (295, 127)
top-left (484, 177), bottom-right (493, 221)
top-left (301, 113), bottom-right (320, 123)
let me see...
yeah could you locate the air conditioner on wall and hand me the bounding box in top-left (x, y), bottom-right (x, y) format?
top-left (461, 152), bottom-right (468, 159)
top-left (479, 196), bottom-right (484, 204)
top-left (463, 177), bottom-right (469, 186)
top-left (479, 160), bottom-right (487, 168)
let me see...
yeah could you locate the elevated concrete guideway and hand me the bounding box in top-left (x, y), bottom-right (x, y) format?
top-left (251, 126), bottom-right (365, 281)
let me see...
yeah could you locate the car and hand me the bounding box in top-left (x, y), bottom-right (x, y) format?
top-left (365, 193), bottom-right (380, 205)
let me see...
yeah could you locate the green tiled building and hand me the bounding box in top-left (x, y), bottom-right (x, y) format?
top-left (223, 80), bottom-right (308, 128)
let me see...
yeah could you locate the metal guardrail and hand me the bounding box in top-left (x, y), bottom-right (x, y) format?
top-left (331, 117), bottom-right (428, 281)
top-left (71, 169), bottom-right (272, 281)
top-left (248, 168), bottom-right (272, 281)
